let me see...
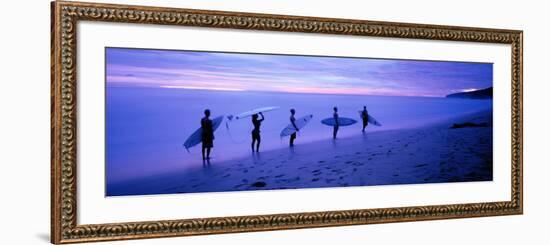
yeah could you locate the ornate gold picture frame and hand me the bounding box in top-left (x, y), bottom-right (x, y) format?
top-left (51, 1), bottom-right (523, 244)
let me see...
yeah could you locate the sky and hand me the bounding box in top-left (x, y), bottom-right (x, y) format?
top-left (106, 47), bottom-right (493, 97)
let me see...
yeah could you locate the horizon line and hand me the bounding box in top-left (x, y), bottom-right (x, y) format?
top-left (106, 83), bottom-right (475, 99)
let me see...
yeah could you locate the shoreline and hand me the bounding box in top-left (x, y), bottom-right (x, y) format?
top-left (107, 109), bottom-right (493, 196)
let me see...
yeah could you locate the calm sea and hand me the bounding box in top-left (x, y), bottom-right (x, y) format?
top-left (106, 86), bottom-right (492, 184)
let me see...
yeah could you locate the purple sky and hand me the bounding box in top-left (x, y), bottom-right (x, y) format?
top-left (106, 47), bottom-right (492, 97)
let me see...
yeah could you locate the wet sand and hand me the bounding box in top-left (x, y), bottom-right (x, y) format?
top-left (107, 110), bottom-right (492, 196)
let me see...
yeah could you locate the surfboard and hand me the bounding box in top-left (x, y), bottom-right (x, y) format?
top-left (280, 114), bottom-right (314, 137)
top-left (321, 117), bottom-right (357, 126)
top-left (183, 115), bottom-right (224, 152)
top-left (357, 111), bottom-right (382, 126)
top-left (229, 106), bottom-right (279, 120)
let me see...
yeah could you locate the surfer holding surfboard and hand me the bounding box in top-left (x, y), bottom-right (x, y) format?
top-left (225, 106), bottom-right (279, 151)
top-left (201, 109), bottom-right (215, 161)
top-left (280, 110), bottom-right (313, 147)
top-left (251, 112), bottom-right (264, 152)
top-left (332, 107), bottom-right (340, 139)
top-left (321, 107), bottom-right (359, 138)
top-left (361, 106), bottom-right (369, 132)
top-left (289, 109), bottom-right (299, 147)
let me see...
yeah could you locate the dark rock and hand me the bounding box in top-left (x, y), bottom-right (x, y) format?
top-left (450, 122), bottom-right (488, 129)
top-left (251, 181), bottom-right (266, 188)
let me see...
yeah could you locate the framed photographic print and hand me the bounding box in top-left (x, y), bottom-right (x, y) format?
top-left (51, 0), bottom-right (523, 244)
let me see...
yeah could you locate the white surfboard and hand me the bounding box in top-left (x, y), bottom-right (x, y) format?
top-left (321, 117), bottom-right (357, 126)
top-left (228, 106), bottom-right (279, 120)
top-left (358, 111), bottom-right (382, 126)
top-left (280, 115), bottom-right (314, 137)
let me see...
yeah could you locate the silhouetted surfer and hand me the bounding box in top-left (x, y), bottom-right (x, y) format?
top-left (361, 106), bottom-right (369, 132)
top-left (251, 112), bottom-right (264, 152)
top-left (333, 107), bottom-right (339, 139)
top-left (290, 109), bottom-right (299, 147)
top-left (201, 109), bottom-right (214, 161)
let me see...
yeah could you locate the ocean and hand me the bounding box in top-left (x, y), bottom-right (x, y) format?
top-left (106, 86), bottom-right (492, 186)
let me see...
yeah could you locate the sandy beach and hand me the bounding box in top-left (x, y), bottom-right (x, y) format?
top-left (107, 109), bottom-right (492, 196)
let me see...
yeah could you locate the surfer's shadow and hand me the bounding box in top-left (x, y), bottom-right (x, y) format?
top-left (202, 159), bottom-right (213, 168)
top-left (251, 152), bottom-right (263, 163)
top-left (330, 139), bottom-right (340, 149)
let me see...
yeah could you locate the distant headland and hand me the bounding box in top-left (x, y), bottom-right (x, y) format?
top-left (446, 87), bottom-right (492, 99)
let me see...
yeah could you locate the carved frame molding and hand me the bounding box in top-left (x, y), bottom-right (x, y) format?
top-left (51, 1), bottom-right (523, 243)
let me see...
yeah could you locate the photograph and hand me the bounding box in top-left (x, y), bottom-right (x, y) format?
top-left (105, 47), bottom-right (493, 196)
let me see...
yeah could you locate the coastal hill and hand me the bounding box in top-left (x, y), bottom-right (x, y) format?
top-left (446, 87), bottom-right (493, 99)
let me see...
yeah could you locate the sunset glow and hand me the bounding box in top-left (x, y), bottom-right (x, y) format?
top-left (106, 48), bottom-right (493, 97)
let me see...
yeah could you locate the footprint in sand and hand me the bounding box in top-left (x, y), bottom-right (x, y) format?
top-left (222, 173), bottom-right (231, 177)
top-left (278, 177), bottom-right (300, 183)
top-left (312, 178), bottom-right (320, 182)
top-left (275, 174), bottom-right (285, 178)
top-left (355, 152), bottom-right (361, 155)
top-left (345, 161), bottom-right (353, 164)
top-left (415, 163), bottom-right (428, 168)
